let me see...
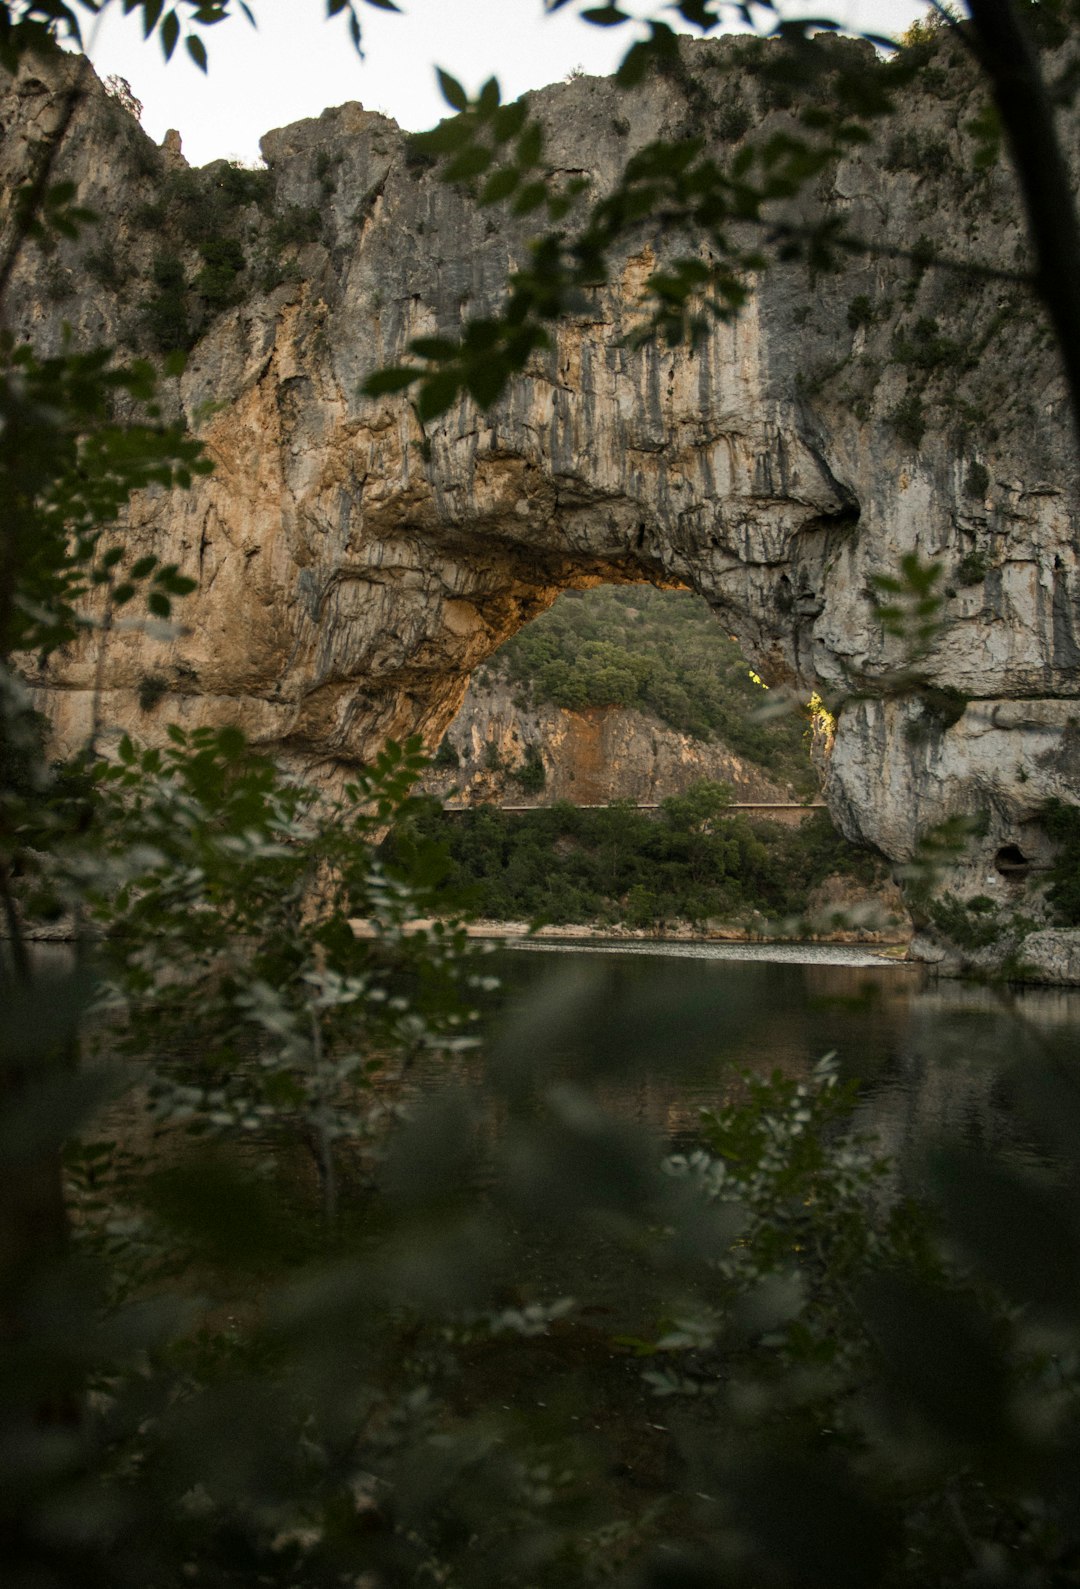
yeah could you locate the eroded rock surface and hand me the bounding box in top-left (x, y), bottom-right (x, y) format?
top-left (2, 35), bottom-right (1078, 957)
top-left (417, 674), bottom-right (799, 807)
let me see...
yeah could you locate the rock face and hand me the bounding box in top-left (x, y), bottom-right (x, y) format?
top-left (2, 35), bottom-right (1079, 957)
top-left (418, 673), bottom-right (799, 807)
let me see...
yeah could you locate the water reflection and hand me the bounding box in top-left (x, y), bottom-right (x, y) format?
top-left (465, 945), bottom-right (1080, 1178)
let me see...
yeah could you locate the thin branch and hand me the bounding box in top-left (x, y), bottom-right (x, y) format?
top-left (0, 861), bottom-right (30, 983)
top-left (763, 218), bottom-right (1033, 287)
top-left (0, 68), bottom-right (86, 320)
top-left (924, 0), bottom-right (984, 62)
top-left (965, 0), bottom-right (1080, 455)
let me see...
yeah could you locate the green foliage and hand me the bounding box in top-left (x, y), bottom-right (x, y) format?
top-left (270, 203), bottom-right (324, 249)
top-left (680, 1057), bottom-right (933, 1361)
top-left (433, 733), bottom-right (460, 768)
top-left (1042, 797), bottom-right (1080, 925)
top-left (143, 252), bottom-right (191, 352)
top-left (891, 314), bottom-right (965, 371)
top-left (385, 795), bottom-right (879, 929)
top-left (136, 671), bottom-right (168, 711)
top-left (846, 291), bottom-right (874, 330)
top-left (716, 97), bottom-right (751, 141)
top-left (513, 742), bottom-right (546, 794)
top-left (887, 389), bottom-right (926, 448)
top-left (83, 247), bottom-right (126, 289)
top-left (192, 234), bottom-right (246, 309)
top-left (0, 336), bottom-right (207, 657)
top-left (963, 459), bottom-right (990, 498)
top-left (927, 890), bottom-right (1003, 949)
top-left (955, 546), bottom-right (989, 584)
top-left (905, 684), bottom-right (968, 742)
top-left (63, 732), bottom-right (482, 1172)
top-left (493, 585), bottom-right (816, 792)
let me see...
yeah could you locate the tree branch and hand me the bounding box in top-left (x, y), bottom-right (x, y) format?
top-left (966, 0), bottom-right (1080, 453)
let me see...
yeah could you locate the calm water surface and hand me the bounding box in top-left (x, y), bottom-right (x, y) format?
top-left (466, 941), bottom-right (1080, 1176)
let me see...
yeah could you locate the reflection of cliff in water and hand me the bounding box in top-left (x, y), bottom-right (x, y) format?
top-left (852, 979), bottom-right (1080, 1186)
top-left (469, 949), bottom-right (1080, 1178)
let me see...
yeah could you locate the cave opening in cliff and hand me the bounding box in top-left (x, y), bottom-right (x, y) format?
top-left (428, 584), bottom-right (820, 811)
top-left (994, 843), bottom-right (1032, 879)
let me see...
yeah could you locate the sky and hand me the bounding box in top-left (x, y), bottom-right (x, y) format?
top-left (81, 0), bottom-right (930, 169)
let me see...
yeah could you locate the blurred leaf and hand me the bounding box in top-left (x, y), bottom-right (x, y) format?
top-left (436, 67), bottom-right (468, 111)
top-left (146, 1155), bottom-right (301, 1269)
top-left (0, 1066), bottom-right (126, 1168)
top-left (725, 1455), bottom-right (895, 1589)
top-left (380, 1088), bottom-right (479, 1210)
top-left (859, 1273), bottom-right (1012, 1449)
top-left (504, 1083), bottom-right (659, 1225)
top-left (0, 967), bottom-right (96, 1062)
top-left (930, 1146), bottom-right (1080, 1316)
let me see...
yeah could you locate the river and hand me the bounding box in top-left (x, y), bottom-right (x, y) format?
top-left (465, 940), bottom-right (1080, 1180)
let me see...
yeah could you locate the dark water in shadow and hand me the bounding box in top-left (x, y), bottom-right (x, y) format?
top-left (466, 943), bottom-right (1080, 1177)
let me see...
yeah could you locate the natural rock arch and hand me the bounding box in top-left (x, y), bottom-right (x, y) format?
top-left (5, 39), bottom-right (1079, 916)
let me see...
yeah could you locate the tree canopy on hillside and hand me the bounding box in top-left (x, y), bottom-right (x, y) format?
top-left (491, 585), bottom-right (818, 790)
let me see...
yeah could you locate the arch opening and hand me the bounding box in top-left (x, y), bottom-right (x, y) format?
top-left (423, 582), bottom-right (820, 812)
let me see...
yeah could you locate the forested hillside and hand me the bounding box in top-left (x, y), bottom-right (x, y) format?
top-left (389, 795), bottom-right (894, 931)
top-left (485, 586), bottom-right (819, 794)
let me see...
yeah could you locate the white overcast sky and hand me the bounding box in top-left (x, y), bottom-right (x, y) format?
top-left (82, 0), bottom-right (930, 168)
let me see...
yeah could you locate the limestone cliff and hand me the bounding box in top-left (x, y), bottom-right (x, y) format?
top-left (3, 34), bottom-right (1079, 961)
top-left (418, 672), bottom-right (800, 807)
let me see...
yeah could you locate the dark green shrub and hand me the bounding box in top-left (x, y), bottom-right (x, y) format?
top-left (313, 150), bottom-right (341, 196)
top-left (136, 673), bottom-right (169, 712)
top-left (216, 162), bottom-right (270, 208)
top-left (906, 686), bottom-right (968, 742)
top-left (717, 99), bottom-right (751, 141)
top-left (891, 316), bottom-right (965, 372)
top-left (192, 235), bottom-right (246, 310)
top-left (143, 253), bottom-right (190, 352)
top-left (257, 257), bottom-right (302, 293)
top-left (382, 795), bottom-right (879, 928)
top-left (883, 129), bottom-right (921, 171)
top-left (1042, 797), bottom-right (1080, 925)
top-left (888, 391), bottom-right (925, 449)
top-left (956, 549), bottom-right (989, 586)
top-left (963, 460), bottom-right (990, 498)
top-left (920, 136), bottom-right (951, 175)
top-left (434, 736), bottom-right (460, 769)
top-left (270, 205), bottom-right (324, 249)
top-left (927, 891), bottom-right (1002, 948)
top-left (43, 261), bottom-right (73, 301)
top-left (514, 745), bottom-right (546, 795)
top-left (133, 200), bottom-right (167, 228)
top-left (847, 293), bottom-right (874, 331)
top-left (404, 142), bottom-right (437, 172)
top-left (84, 249), bottom-right (126, 289)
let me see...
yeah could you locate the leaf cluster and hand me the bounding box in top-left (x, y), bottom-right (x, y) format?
top-left (0, 0), bottom-right (397, 76)
top-left (868, 550), bottom-right (945, 664)
top-left (0, 337), bottom-right (207, 658)
top-left (365, 28), bottom-right (922, 420)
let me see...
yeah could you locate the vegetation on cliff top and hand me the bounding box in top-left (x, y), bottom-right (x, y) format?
top-left (489, 585), bottom-right (818, 793)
